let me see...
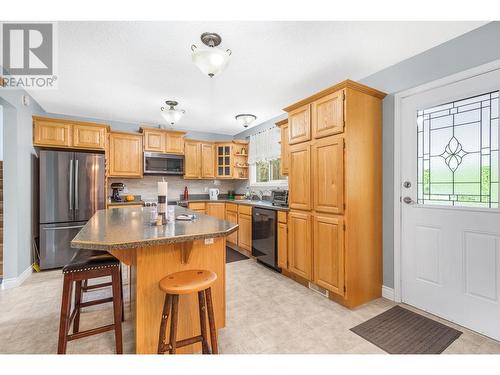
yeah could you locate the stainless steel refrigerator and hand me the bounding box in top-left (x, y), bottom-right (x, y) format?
top-left (39, 150), bottom-right (105, 270)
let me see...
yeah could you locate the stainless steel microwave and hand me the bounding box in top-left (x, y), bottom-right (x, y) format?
top-left (144, 152), bottom-right (184, 175)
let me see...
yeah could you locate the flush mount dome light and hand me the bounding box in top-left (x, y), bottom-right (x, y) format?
top-left (161, 100), bottom-right (185, 126)
top-left (235, 114), bottom-right (257, 128)
top-left (191, 32), bottom-right (232, 78)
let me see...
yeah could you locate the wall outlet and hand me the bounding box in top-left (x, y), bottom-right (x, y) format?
top-left (204, 238), bottom-right (214, 245)
top-left (204, 187), bottom-right (208, 192)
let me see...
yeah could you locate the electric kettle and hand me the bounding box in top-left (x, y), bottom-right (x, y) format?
top-left (209, 188), bottom-right (220, 200)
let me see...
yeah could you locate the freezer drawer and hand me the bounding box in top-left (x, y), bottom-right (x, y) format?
top-left (39, 222), bottom-right (86, 270)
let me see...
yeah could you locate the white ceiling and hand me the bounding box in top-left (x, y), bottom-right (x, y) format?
top-left (29, 21), bottom-right (486, 135)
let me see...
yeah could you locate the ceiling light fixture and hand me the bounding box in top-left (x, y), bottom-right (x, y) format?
top-left (235, 114), bottom-right (257, 128)
top-left (191, 32), bottom-right (232, 78)
top-left (160, 100), bottom-right (185, 126)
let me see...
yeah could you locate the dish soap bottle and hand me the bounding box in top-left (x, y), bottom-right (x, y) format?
top-left (183, 186), bottom-right (189, 201)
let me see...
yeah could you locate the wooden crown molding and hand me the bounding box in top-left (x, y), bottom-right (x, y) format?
top-left (283, 79), bottom-right (386, 112)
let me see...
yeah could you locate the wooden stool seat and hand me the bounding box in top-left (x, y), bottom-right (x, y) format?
top-left (158, 269), bottom-right (218, 354)
top-left (159, 269), bottom-right (217, 295)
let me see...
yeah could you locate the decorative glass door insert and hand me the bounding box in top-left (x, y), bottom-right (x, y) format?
top-left (417, 91), bottom-right (499, 207)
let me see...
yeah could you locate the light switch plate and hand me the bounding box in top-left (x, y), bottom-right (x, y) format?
top-left (204, 238), bottom-right (214, 245)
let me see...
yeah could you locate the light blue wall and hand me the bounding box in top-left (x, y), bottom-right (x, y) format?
top-left (359, 21), bottom-right (500, 288)
top-left (0, 88), bottom-right (45, 280)
top-left (42, 112), bottom-right (233, 141)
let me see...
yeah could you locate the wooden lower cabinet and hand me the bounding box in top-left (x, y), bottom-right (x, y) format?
top-left (237, 212), bottom-right (252, 251)
top-left (188, 202), bottom-right (206, 214)
top-left (225, 209), bottom-right (238, 245)
top-left (277, 222), bottom-right (288, 270)
top-left (206, 202), bottom-right (225, 220)
top-left (108, 132), bottom-right (143, 178)
top-left (287, 210), bottom-right (312, 280)
top-left (313, 214), bottom-right (344, 296)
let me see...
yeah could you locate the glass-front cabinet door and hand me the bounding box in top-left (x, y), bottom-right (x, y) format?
top-left (216, 143), bottom-right (232, 178)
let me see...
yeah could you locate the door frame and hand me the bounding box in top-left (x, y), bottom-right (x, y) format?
top-left (393, 58), bottom-right (500, 303)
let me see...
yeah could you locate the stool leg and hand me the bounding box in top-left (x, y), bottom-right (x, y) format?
top-left (111, 266), bottom-right (123, 354)
top-left (73, 281), bottom-right (83, 334)
top-left (198, 291), bottom-right (210, 354)
top-left (157, 294), bottom-right (172, 354)
top-left (57, 273), bottom-right (73, 354)
top-left (120, 265), bottom-right (125, 322)
top-left (169, 295), bottom-right (179, 354)
top-left (205, 287), bottom-right (218, 354)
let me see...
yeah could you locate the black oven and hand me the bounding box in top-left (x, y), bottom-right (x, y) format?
top-left (144, 152), bottom-right (184, 175)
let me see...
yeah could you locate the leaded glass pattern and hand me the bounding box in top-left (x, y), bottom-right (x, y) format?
top-left (417, 91), bottom-right (499, 208)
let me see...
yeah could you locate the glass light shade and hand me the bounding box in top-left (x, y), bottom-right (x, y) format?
top-left (192, 47), bottom-right (231, 77)
top-left (236, 114), bottom-right (257, 128)
top-left (161, 108), bottom-right (185, 125)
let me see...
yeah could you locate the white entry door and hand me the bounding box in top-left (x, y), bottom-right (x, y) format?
top-left (401, 68), bottom-right (500, 340)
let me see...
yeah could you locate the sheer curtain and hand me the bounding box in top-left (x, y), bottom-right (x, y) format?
top-left (248, 126), bottom-right (281, 164)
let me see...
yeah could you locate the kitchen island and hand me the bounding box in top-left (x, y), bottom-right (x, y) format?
top-left (71, 206), bottom-right (238, 354)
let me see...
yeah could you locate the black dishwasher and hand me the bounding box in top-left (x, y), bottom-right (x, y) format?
top-left (252, 207), bottom-right (279, 271)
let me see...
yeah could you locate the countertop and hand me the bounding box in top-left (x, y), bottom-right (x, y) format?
top-left (180, 199), bottom-right (289, 211)
top-left (71, 206), bottom-right (238, 251)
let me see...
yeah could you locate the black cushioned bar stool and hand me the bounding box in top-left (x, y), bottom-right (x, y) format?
top-left (157, 269), bottom-right (218, 354)
top-left (57, 249), bottom-right (123, 354)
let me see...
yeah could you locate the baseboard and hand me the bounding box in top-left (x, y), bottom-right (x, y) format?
top-left (382, 285), bottom-right (395, 301)
top-left (1, 266), bottom-right (33, 289)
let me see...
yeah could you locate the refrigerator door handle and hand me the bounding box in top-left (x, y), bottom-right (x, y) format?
top-left (69, 159), bottom-right (74, 211)
top-left (74, 159), bottom-right (79, 211)
top-left (43, 225), bottom-right (85, 230)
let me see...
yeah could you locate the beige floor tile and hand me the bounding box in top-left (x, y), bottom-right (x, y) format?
top-left (1, 258), bottom-right (498, 354)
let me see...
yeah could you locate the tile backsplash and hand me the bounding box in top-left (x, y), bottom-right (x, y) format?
top-left (109, 176), bottom-right (245, 201)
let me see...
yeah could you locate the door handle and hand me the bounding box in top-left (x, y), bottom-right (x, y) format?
top-left (43, 225), bottom-right (85, 231)
top-left (69, 159), bottom-right (74, 211)
top-left (75, 159), bottom-right (79, 210)
top-left (403, 196), bottom-right (416, 205)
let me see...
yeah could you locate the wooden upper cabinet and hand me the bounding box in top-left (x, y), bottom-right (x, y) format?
top-left (288, 142), bottom-right (311, 210)
top-left (73, 124), bottom-right (106, 150)
top-left (201, 143), bottom-right (215, 179)
top-left (143, 129), bottom-right (165, 152)
top-left (108, 132), bottom-right (143, 178)
top-left (311, 90), bottom-right (345, 139)
top-left (33, 116), bottom-right (108, 150)
top-left (288, 104), bottom-right (311, 145)
top-left (165, 132), bottom-right (185, 154)
top-left (313, 214), bottom-right (344, 295)
top-left (184, 140), bottom-right (201, 179)
top-left (288, 210), bottom-right (312, 280)
top-left (312, 135), bottom-right (344, 214)
top-left (33, 119), bottom-right (72, 147)
top-left (206, 202), bottom-right (225, 220)
top-left (276, 119), bottom-right (289, 175)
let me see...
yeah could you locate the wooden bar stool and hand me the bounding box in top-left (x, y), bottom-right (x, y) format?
top-left (157, 270), bottom-right (218, 354)
top-left (57, 249), bottom-right (123, 354)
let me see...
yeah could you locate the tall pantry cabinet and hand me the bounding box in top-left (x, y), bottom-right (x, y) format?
top-left (283, 80), bottom-right (385, 309)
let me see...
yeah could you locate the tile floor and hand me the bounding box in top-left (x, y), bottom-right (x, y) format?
top-left (1, 258), bottom-right (499, 354)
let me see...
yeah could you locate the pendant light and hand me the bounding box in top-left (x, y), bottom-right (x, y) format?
top-left (161, 100), bottom-right (185, 126)
top-left (235, 114), bottom-right (257, 128)
top-left (191, 32), bottom-right (232, 78)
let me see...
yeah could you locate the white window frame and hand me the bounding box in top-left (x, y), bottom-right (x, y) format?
top-left (249, 159), bottom-right (288, 187)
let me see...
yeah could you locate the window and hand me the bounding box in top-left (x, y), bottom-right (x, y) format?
top-left (254, 159), bottom-right (286, 184)
top-left (417, 91), bottom-right (499, 208)
top-left (248, 125), bottom-right (288, 186)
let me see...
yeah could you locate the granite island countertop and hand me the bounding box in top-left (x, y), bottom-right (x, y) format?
top-left (71, 206), bottom-right (238, 251)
